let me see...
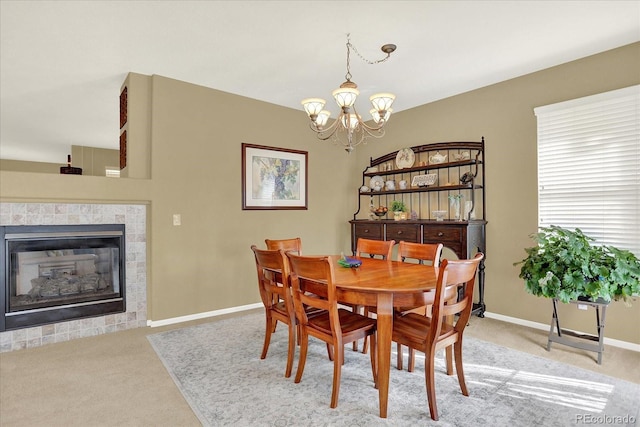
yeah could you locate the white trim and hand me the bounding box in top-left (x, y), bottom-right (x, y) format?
top-left (147, 303), bottom-right (640, 352)
top-left (147, 303), bottom-right (263, 328)
top-left (534, 84), bottom-right (639, 115)
top-left (484, 311), bottom-right (640, 353)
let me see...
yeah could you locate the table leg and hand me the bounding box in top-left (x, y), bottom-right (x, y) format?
top-left (377, 293), bottom-right (393, 418)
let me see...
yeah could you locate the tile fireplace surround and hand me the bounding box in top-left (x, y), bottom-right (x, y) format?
top-left (0, 203), bottom-right (147, 352)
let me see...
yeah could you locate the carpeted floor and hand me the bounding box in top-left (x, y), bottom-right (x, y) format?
top-left (147, 313), bottom-right (640, 427)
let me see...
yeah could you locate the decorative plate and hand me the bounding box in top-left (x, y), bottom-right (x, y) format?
top-left (369, 175), bottom-right (385, 190)
top-left (395, 148), bottom-right (415, 169)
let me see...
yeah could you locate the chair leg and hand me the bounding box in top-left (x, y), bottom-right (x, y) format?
top-left (445, 345), bottom-right (454, 375)
top-left (425, 346), bottom-right (439, 421)
top-left (408, 347), bottom-right (416, 372)
top-left (397, 343), bottom-right (403, 370)
top-left (330, 340), bottom-right (343, 408)
top-left (351, 305), bottom-right (361, 351)
top-left (261, 313), bottom-right (273, 359)
top-left (326, 343), bottom-right (334, 361)
top-left (454, 340), bottom-right (469, 396)
top-left (445, 312), bottom-right (455, 375)
top-left (285, 323), bottom-right (295, 378)
top-left (294, 331), bottom-right (309, 384)
top-left (369, 334), bottom-right (378, 389)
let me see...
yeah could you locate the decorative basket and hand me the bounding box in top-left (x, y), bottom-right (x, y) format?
top-left (411, 174), bottom-right (438, 187)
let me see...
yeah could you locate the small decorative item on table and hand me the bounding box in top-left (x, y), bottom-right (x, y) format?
top-left (338, 253), bottom-right (362, 268)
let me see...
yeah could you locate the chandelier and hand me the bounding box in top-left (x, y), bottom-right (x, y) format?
top-left (301, 35), bottom-right (396, 153)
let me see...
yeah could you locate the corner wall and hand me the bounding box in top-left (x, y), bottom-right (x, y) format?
top-left (355, 42), bottom-right (640, 344)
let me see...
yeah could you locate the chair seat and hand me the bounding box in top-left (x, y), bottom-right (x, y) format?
top-left (392, 312), bottom-right (456, 347)
top-left (309, 308), bottom-right (377, 337)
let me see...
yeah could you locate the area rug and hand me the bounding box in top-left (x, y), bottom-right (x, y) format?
top-left (147, 313), bottom-right (639, 427)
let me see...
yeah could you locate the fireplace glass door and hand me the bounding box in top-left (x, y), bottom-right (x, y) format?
top-left (1, 225), bottom-right (126, 331)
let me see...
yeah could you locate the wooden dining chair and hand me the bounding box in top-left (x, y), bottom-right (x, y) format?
top-left (286, 252), bottom-right (378, 409)
top-left (394, 241), bottom-right (444, 371)
top-left (354, 238), bottom-right (395, 351)
top-left (265, 237), bottom-right (302, 255)
top-left (251, 245), bottom-right (298, 378)
top-left (355, 237), bottom-right (395, 259)
top-left (391, 253), bottom-right (484, 421)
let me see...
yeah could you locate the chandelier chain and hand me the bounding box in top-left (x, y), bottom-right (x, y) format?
top-left (344, 34), bottom-right (393, 82)
top-left (347, 34), bottom-right (394, 66)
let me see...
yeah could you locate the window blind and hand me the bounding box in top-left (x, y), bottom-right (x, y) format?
top-left (534, 85), bottom-right (640, 256)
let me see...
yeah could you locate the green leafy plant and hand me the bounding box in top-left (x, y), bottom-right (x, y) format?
top-left (513, 226), bottom-right (640, 304)
top-left (390, 200), bottom-right (407, 212)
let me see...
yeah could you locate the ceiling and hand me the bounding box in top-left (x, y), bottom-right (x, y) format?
top-left (1, 1), bottom-right (639, 163)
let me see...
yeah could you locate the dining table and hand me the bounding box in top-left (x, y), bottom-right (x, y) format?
top-left (329, 256), bottom-right (440, 419)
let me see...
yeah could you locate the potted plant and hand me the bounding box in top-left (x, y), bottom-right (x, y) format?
top-left (390, 200), bottom-right (407, 221)
top-left (514, 225), bottom-right (640, 305)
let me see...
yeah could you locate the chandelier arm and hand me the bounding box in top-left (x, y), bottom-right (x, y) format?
top-left (350, 105), bottom-right (385, 136)
top-left (309, 116), bottom-right (341, 141)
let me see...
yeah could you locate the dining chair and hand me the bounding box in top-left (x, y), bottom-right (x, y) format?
top-left (394, 241), bottom-right (444, 372)
top-left (354, 238), bottom-right (395, 351)
top-left (391, 253), bottom-right (484, 421)
top-left (264, 238), bottom-right (302, 326)
top-left (251, 245), bottom-right (298, 378)
top-left (355, 237), bottom-right (395, 259)
top-left (265, 237), bottom-right (302, 255)
top-left (286, 252), bottom-right (378, 409)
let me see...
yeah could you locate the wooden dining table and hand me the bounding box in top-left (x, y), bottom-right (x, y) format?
top-left (329, 256), bottom-right (440, 418)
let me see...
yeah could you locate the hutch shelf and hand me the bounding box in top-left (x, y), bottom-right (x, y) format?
top-left (349, 139), bottom-right (487, 316)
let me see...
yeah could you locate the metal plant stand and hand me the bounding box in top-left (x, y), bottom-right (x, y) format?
top-left (547, 298), bottom-right (608, 364)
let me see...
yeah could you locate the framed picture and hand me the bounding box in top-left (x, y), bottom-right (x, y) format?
top-left (242, 143), bottom-right (308, 210)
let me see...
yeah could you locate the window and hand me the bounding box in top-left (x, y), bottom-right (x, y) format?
top-left (534, 85), bottom-right (640, 256)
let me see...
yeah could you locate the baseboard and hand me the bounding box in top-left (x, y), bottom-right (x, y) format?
top-left (147, 303), bottom-right (263, 328)
top-left (147, 305), bottom-right (639, 353)
top-left (484, 311), bottom-right (640, 353)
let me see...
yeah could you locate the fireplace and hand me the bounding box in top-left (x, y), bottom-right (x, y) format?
top-left (1, 224), bottom-right (126, 332)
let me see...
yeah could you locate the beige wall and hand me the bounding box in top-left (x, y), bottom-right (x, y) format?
top-left (1, 42), bottom-right (638, 344)
top-left (0, 159), bottom-right (61, 174)
top-left (72, 145), bottom-right (120, 176)
top-left (1, 146), bottom-right (119, 177)
top-left (354, 42), bottom-right (640, 344)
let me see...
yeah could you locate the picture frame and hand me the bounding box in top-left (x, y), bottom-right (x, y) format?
top-left (241, 143), bottom-right (308, 210)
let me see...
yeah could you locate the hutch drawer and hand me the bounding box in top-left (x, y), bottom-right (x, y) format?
top-left (353, 222), bottom-right (383, 240)
top-left (386, 223), bottom-right (420, 243)
top-left (423, 225), bottom-right (462, 245)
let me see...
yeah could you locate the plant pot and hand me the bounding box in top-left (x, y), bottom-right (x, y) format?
top-left (393, 211), bottom-right (402, 221)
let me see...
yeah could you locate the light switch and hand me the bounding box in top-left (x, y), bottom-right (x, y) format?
top-left (173, 214), bottom-right (181, 226)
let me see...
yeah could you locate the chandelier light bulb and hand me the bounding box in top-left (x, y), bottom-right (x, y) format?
top-left (341, 113), bottom-right (360, 130)
top-left (301, 98), bottom-right (326, 119)
top-left (316, 110), bottom-right (331, 129)
top-left (370, 93), bottom-right (396, 112)
top-left (332, 87), bottom-right (359, 108)
top-left (370, 108), bottom-right (392, 124)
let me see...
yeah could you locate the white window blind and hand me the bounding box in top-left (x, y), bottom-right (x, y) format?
top-left (534, 85), bottom-right (640, 256)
